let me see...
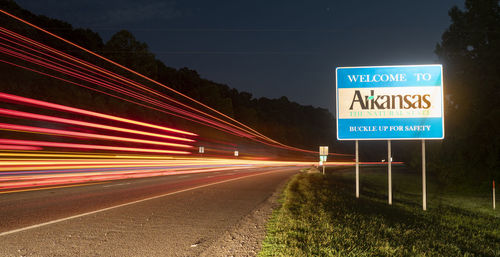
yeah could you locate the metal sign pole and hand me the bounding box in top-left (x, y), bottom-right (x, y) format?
top-left (356, 140), bottom-right (359, 198)
top-left (388, 140), bottom-right (392, 205)
top-left (422, 140), bottom-right (427, 211)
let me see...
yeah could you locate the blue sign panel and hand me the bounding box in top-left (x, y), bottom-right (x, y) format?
top-left (336, 65), bottom-right (444, 140)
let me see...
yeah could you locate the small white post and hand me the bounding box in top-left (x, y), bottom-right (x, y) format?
top-left (319, 146), bottom-right (328, 175)
top-left (356, 140), bottom-right (359, 198)
top-left (422, 140), bottom-right (427, 211)
top-left (388, 140), bottom-right (392, 205)
top-left (493, 180), bottom-right (496, 210)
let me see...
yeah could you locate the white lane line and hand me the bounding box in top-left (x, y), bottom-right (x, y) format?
top-left (102, 182), bottom-right (131, 188)
top-left (0, 167), bottom-right (295, 237)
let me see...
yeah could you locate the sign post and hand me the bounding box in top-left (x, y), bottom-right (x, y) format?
top-left (198, 146), bottom-right (205, 158)
top-left (319, 146), bottom-right (329, 175)
top-left (388, 140), bottom-right (392, 205)
top-left (336, 65), bottom-right (444, 209)
top-left (355, 140), bottom-right (359, 198)
top-left (422, 140), bottom-right (427, 210)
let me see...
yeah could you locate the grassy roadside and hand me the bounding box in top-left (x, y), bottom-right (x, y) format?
top-left (259, 167), bottom-right (499, 256)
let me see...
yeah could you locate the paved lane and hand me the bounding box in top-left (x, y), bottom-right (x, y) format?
top-left (0, 166), bottom-right (298, 256)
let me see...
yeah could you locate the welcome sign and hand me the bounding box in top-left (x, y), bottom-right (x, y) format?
top-left (336, 65), bottom-right (444, 140)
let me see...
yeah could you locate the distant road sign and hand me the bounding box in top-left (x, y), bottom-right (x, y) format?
top-left (319, 146), bottom-right (328, 156)
top-left (336, 65), bottom-right (444, 140)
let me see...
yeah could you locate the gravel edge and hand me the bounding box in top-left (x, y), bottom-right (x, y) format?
top-left (199, 179), bottom-right (287, 257)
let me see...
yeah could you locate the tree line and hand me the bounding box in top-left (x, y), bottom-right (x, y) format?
top-left (0, 0), bottom-right (337, 158)
top-left (1, 0), bottom-right (498, 184)
top-left (430, 0), bottom-right (499, 186)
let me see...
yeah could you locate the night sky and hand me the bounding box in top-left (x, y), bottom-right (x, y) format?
top-left (14, 0), bottom-right (463, 112)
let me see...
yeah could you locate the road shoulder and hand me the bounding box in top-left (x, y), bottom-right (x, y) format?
top-left (200, 178), bottom-right (287, 257)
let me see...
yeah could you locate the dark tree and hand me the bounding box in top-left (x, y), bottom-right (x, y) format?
top-left (103, 30), bottom-right (158, 79)
top-left (434, 0), bottom-right (500, 184)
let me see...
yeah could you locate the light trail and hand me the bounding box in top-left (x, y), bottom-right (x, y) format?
top-left (0, 92), bottom-right (196, 136)
top-left (0, 55), bottom-right (253, 139)
top-left (0, 158), bottom-right (306, 173)
top-left (0, 21), bottom-right (276, 142)
top-left (0, 145), bottom-right (43, 151)
top-left (0, 139), bottom-right (192, 155)
top-left (0, 182), bottom-right (107, 194)
top-left (0, 156), bottom-right (325, 190)
top-left (0, 9), bottom-right (358, 195)
top-left (0, 108), bottom-right (195, 142)
top-left (0, 23), bottom-right (320, 153)
top-left (0, 122), bottom-right (193, 149)
top-left (0, 58), bottom-right (219, 135)
top-left (0, 151), bottom-right (180, 159)
top-left (0, 28), bottom-right (270, 141)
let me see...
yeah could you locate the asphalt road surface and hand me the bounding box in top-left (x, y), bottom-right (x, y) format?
top-left (0, 166), bottom-right (298, 256)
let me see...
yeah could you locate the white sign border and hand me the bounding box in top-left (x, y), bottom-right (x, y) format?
top-left (335, 64), bottom-right (445, 141)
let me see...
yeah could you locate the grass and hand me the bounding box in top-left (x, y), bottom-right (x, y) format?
top-left (259, 166), bottom-right (499, 256)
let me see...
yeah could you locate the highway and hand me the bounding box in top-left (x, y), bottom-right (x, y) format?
top-left (0, 9), bottom-right (340, 256)
top-left (0, 166), bottom-right (298, 256)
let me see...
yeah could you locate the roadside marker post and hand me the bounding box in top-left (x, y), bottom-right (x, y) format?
top-left (234, 150), bottom-right (238, 158)
top-left (319, 146), bottom-right (329, 175)
top-left (335, 65), bottom-right (444, 210)
top-left (319, 156), bottom-right (327, 174)
top-left (494, 180), bottom-right (496, 210)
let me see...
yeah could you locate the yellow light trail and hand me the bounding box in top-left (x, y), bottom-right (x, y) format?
top-left (0, 182), bottom-right (106, 194)
top-left (0, 151), bottom-right (180, 159)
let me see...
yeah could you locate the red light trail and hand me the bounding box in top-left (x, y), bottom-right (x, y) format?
top-left (0, 32), bottom-right (267, 140)
top-left (0, 139), bottom-right (192, 155)
top-left (0, 27), bottom-right (270, 141)
top-left (0, 92), bottom-right (196, 136)
top-left (0, 108), bottom-right (195, 142)
top-left (0, 10), bottom-right (276, 142)
top-left (0, 122), bottom-right (194, 149)
top-left (0, 9), bottom-right (354, 192)
top-left (0, 22), bottom-right (318, 153)
top-left (0, 145), bottom-right (42, 151)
